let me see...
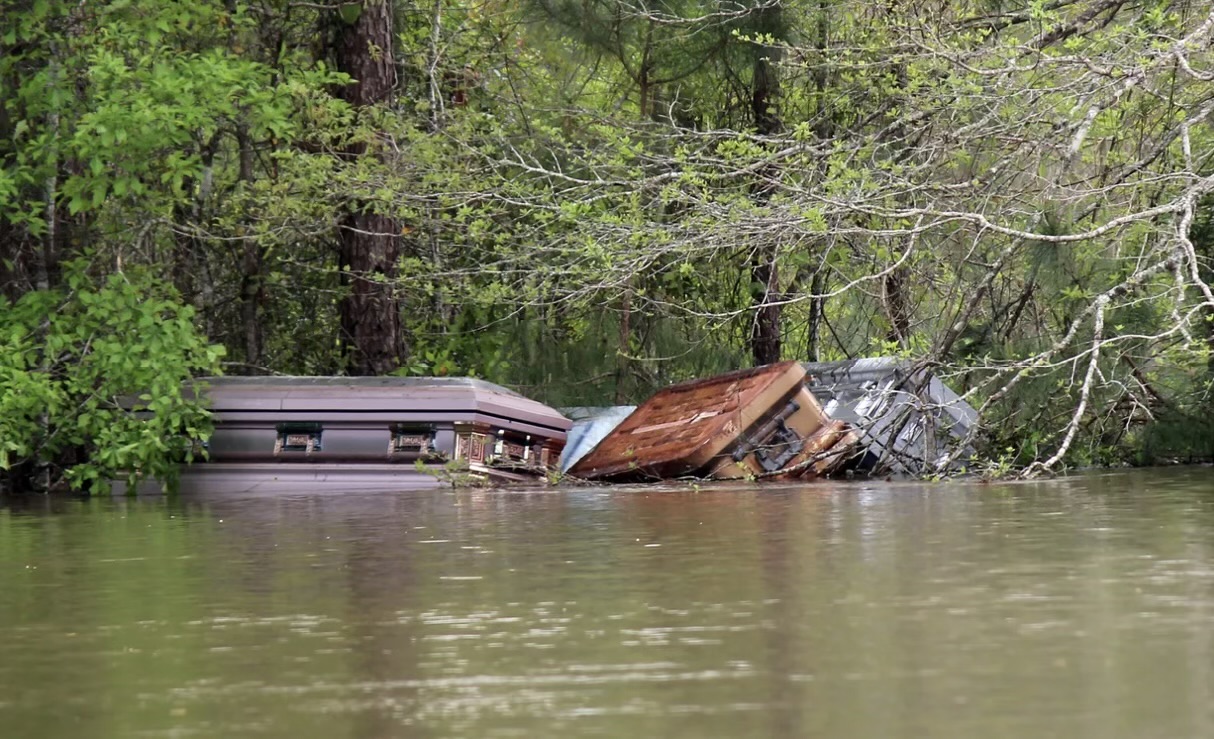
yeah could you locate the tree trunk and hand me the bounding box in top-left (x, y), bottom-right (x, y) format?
top-left (615, 289), bottom-right (632, 403)
top-left (751, 257), bottom-right (782, 365)
top-left (638, 20), bottom-right (654, 119)
top-left (806, 270), bottom-right (827, 361)
top-left (338, 212), bottom-right (403, 375)
top-left (171, 138), bottom-right (218, 337)
top-left (235, 127), bottom-right (265, 373)
top-left (748, 2), bottom-right (784, 366)
top-left (883, 266), bottom-right (911, 348)
top-left (334, 0), bottom-right (403, 376)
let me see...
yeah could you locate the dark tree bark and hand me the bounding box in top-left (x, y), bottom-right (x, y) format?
top-left (883, 266), bottom-right (912, 348)
top-left (750, 255), bottom-right (782, 366)
top-left (333, 0), bottom-right (403, 376)
top-left (748, 2), bottom-right (784, 366)
top-left (806, 270), bottom-right (827, 362)
top-left (615, 289), bottom-right (632, 403)
top-left (171, 135), bottom-right (220, 336)
top-left (235, 127), bottom-right (265, 372)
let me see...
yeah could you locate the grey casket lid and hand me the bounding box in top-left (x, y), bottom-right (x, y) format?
top-left (195, 376), bottom-right (571, 437)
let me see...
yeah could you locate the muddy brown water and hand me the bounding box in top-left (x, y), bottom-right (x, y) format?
top-left (3, 469), bottom-right (1214, 738)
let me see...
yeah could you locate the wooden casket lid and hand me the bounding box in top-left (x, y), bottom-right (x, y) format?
top-left (567, 361), bottom-right (813, 480)
top-left (196, 377), bottom-right (571, 436)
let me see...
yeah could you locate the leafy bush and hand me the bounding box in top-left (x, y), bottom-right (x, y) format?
top-left (0, 263), bottom-right (224, 493)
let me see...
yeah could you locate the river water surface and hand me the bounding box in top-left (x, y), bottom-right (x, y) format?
top-left (3, 469), bottom-right (1214, 738)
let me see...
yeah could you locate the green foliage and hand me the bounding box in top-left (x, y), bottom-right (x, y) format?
top-left (0, 262), bottom-right (223, 492)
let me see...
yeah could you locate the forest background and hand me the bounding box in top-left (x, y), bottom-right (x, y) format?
top-left (6, 0), bottom-right (1214, 490)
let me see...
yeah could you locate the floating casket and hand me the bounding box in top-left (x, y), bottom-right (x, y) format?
top-left (182, 377), bottom-right (570, 492)
top-left (566, 362), bottom-right (855, 482)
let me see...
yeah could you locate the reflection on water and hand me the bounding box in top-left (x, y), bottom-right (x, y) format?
top-left (3, 470), bottom-right (1214, 738)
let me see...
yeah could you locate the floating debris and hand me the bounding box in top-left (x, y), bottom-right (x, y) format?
top-left (560, 406), bottom-right (637, 473)
top-left (803, 358), bottom-right (977, 475)
top-left (566, 362), bottom-right (856, 482)
top-left (567, 358), bottom-right (978, 483)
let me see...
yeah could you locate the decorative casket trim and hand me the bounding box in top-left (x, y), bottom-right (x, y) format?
top-left (274, 422), bottom-right (323, 454)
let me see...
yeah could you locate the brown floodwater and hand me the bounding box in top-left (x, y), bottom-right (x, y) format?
top-left (3, 468), bottom-right (1214, 738)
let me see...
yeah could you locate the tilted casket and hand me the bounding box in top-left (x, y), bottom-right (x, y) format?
top-left (566, 361), bottom-right (855, 482)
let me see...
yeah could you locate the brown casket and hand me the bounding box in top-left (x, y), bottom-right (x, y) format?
top-left (566, 361), bottom-right (855, 482)
top-left (179, 377), bottom-right (569, 493)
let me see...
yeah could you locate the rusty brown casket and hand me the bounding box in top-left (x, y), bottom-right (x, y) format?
top-left (565, 361), bottom-right (857, 482)
top-left (179, 377), bottom-right (570, 493)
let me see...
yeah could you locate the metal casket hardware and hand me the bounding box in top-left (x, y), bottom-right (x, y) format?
top-left (275, 423), bottom-right (323, 454)
top-left (732, 399), bottom-right (805, 472)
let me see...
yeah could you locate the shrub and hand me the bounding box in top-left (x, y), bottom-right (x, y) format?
top-left (0, 263), bottom-right (224, 493)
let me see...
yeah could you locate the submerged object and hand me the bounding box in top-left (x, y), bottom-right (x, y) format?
top-left (560, 406), bottom-right (637, 472)
top-left (565, 357), bottom-right (979, 484)
top-left (804, 358), bottom-right (977, 475)
top-left (179, 377), bottom-right (569, 494)
top-left (566, 362), bottom-right (856, 482)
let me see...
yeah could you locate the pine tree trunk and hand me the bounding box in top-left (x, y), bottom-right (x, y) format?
top-left (749, 3), bottom-right (783, 366)
top-left (334, 0), bottom-right (403, 376)
top-left (883, 266), bottom-right (912, 348)
top-left (235, 127), bottom-right (265, 372)
top-left (806, 271), bottom-right (827, 362)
